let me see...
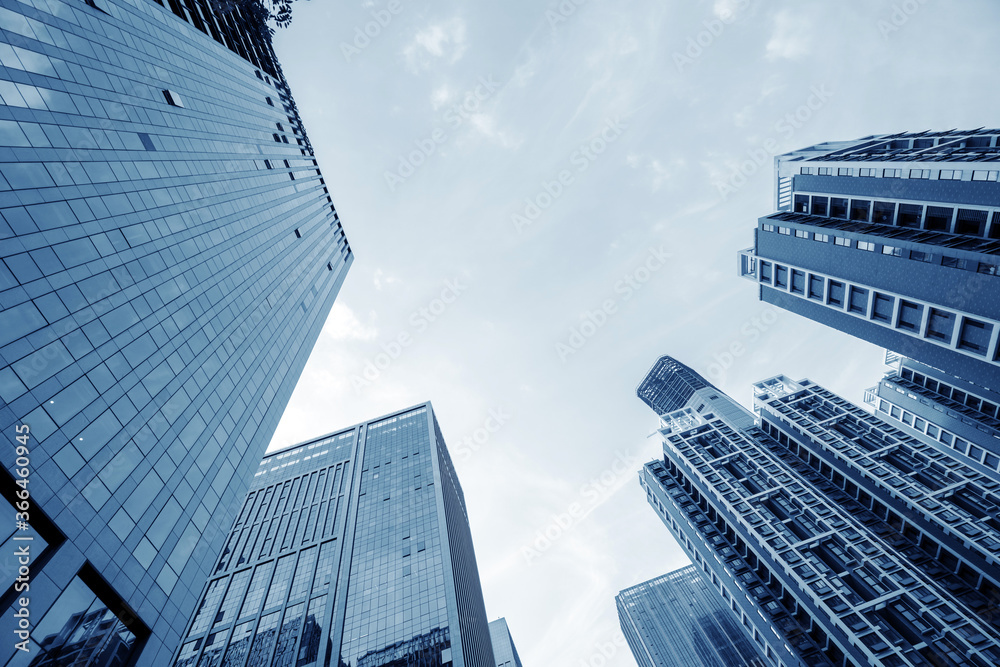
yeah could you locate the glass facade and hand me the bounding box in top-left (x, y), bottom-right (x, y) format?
top-left (616, 565), bottom-right (764, 667)
top-left (738, 130), bottom-right (1000, 394)
top-left (173, 404), bottom-right (495, 667)
top-left (639, 358), bottom-right (1000, 667)
top-left (487, 618), bottom-right (522, 667)
top-left (0, 0), bottom-right (352, 663)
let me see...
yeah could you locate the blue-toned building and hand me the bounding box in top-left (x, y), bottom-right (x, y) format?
top-left (173, 403), bottom-right (495, 667)
top-left (616, 565), bottom-right (765, 667)
top-left (487, 618), bottom-right (522, 667)
top-left (866, 355), bottom-right (1000, 474)
top-left (738, 130), bottom-right (1000, 394)
top-left (639, 356), bottom-right (1000, 667)
top-left (0, 0), bottom-right (352, 663)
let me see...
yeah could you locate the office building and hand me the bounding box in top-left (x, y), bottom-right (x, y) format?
top-left (0, 0), bottom-right (352, 663)
top-left (639, 356), bottom-right (1000, 667)
top-left (737, 130), bottom-right (1000, 394)
top-left (616, 565), bottom-right (765, 667)
top-left (173, 403), bottom-right (495, 667)
top-left (488, 618), bottom-right (523, 667)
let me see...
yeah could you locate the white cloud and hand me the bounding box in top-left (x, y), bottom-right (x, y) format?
top-left (765, 10), bottom-right (813, 61)
top-left (404, 17), bottom-right (468, 71)
top-left (430, 85), bottom-right (452, 109)
top-left (324, 303), bottom-right (378, 342)
top-left (373, 268), bottom-right (399, 290)
top-left (469, 113), bottom-right (521, 149)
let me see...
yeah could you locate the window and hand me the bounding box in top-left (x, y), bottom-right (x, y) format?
top-left (925, 206), bottom-right (953, 231)
top-left (759, 261), bottom-right (772, 282)
top-left (795, 230), bottom-right (809, 239)
top-left (790, 270), bottom-right (805, 294)
top-left (926, 309), bottom-right (955, 341)
top-left (794, 195), bottom-right (809, 213)
top-left (957, 318), bottom-right (992, 355)
top-left (837, 167), bottom-right (853, 176)
top-left (811, 196), bottom-right (828, 216)
top-left (859, 168), bottom-right (876, 177)
top-left (775, 266), bottom-right (788, 288)
top-left (848, 286), bottom-right (869, 314)
top-left (808, 275), bottom-right (824, 300)
top-left (939, 169), bottom-right (962, 180)
top-left (850, 200), bottom-right (871, 221)
top-left (910, 250), bottom-right (933, 262)
top-left (909, 169), bottom-right (930, 179)
top-left (830, 198), bottom-right (848, 219)
top-left (858, 241), bottom-right (875, 251)
top-left (883, 168), bottom-right (902, 178)
top-left (827, 281), bottom-right (845, 306)
top-left (762, 223), bottom-right (775, 232)
top-left (977, 262), bottom-right (998, 276)
top-left (955, 209), bottom-right (987, 236)
top-left (972, 170), bottom-right (999, 182)
top-left (871, 293), bottom-right (894, 322)
top-left (897, 300), bottom-right (922, 331)
top-left (162, 89), bottom-right (184, 107)
top-left (778, 227), bottom-right (791, 235)
top-left (872, 201), bottom-right (895, 224)
top-left (897, 203), bottom-right (922, 228)
top-left (834, 237), bottom-right (851, 247)
top-left (800, 167), bottom-right (814, 175)
top-left (941, 256), bottom-right (967, 269)
top-left (814, 233), bottom-right (830, 242)
top-left (882, 246), bottom-right (902, 257)
top-left (818, 167), bottom-right (832, 175)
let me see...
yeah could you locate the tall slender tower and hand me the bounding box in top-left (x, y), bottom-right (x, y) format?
top-left (639, 356), bottom-right (1000, 667)
top-left (0, 0), bottom-right (352, 663)
top-left (488, 618), bottom-right (523, 667)
top-left (173, 403), bottom-right (495, 667)
top-left (738, 130), bottom-right (1000, 394)
top-left (616, 565), bottom-right (765, 667)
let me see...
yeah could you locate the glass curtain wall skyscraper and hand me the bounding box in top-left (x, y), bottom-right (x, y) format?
top-left (487, 618), bottom-right (522, 667)
top-left (173, 403), bottom-right (495, 667)
top-left (616, 565), bottom-right (765, 667)
top-left (737, 130), bottom-right (1000, 394)
top-left (0, 0), bottom-right (352, 663)
top-left (638, 356), bottom-right (1000, 667)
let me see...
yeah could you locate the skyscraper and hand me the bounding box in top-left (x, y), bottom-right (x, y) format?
top-left (173, 403), bottom-right (495, 667)
top-left (616, 565), bottom-right (765, 667)
top-left (0, 0), bottom-right (352, 663)
top-left (639, 356), bottom-right (1000, 667)
top-left (488, 618), bottom-right (523, 667)
top-left (865, 355), bottom-right (1000, 471)
top-left (737, 130), bottom-right (1000, 394)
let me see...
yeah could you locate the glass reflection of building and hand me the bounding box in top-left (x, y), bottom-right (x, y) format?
top-left (0, 0), bottom-right (352, 662)
top-left (638, 356), bottom-right (1000, 667)
top-left (173, 403), bottom-right (495, 667)
top-left (616, 565), bottom-right (765, 667)
top-left (487, 618), bottom-right (523, 667)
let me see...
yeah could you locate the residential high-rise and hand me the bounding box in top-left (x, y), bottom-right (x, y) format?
top-left (616, 565), bottom-right (765, 667)
top-left (865, 355), bottom-right (1000, 472)
top-left (737, 130), bottom-right (1000, 394)
top-left (639, 356), bottom-right (1000, 667)
top-left (0, 0), bottom-right (352, 663)
top-left (488, 618), bottom-right (523, 667)
top-left (173, 403), bottom-right (495, 667)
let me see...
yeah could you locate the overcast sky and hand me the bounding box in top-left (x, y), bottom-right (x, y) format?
top-left (267, 1), bottom-right (1000, 664)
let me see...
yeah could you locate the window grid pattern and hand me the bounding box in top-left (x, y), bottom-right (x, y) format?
top-left (338, 406), bottom-right (455, 666)
top-left (0, 0), bottom-right (352, 662)
top-left (754, 254), bottom-right (1000, 366)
